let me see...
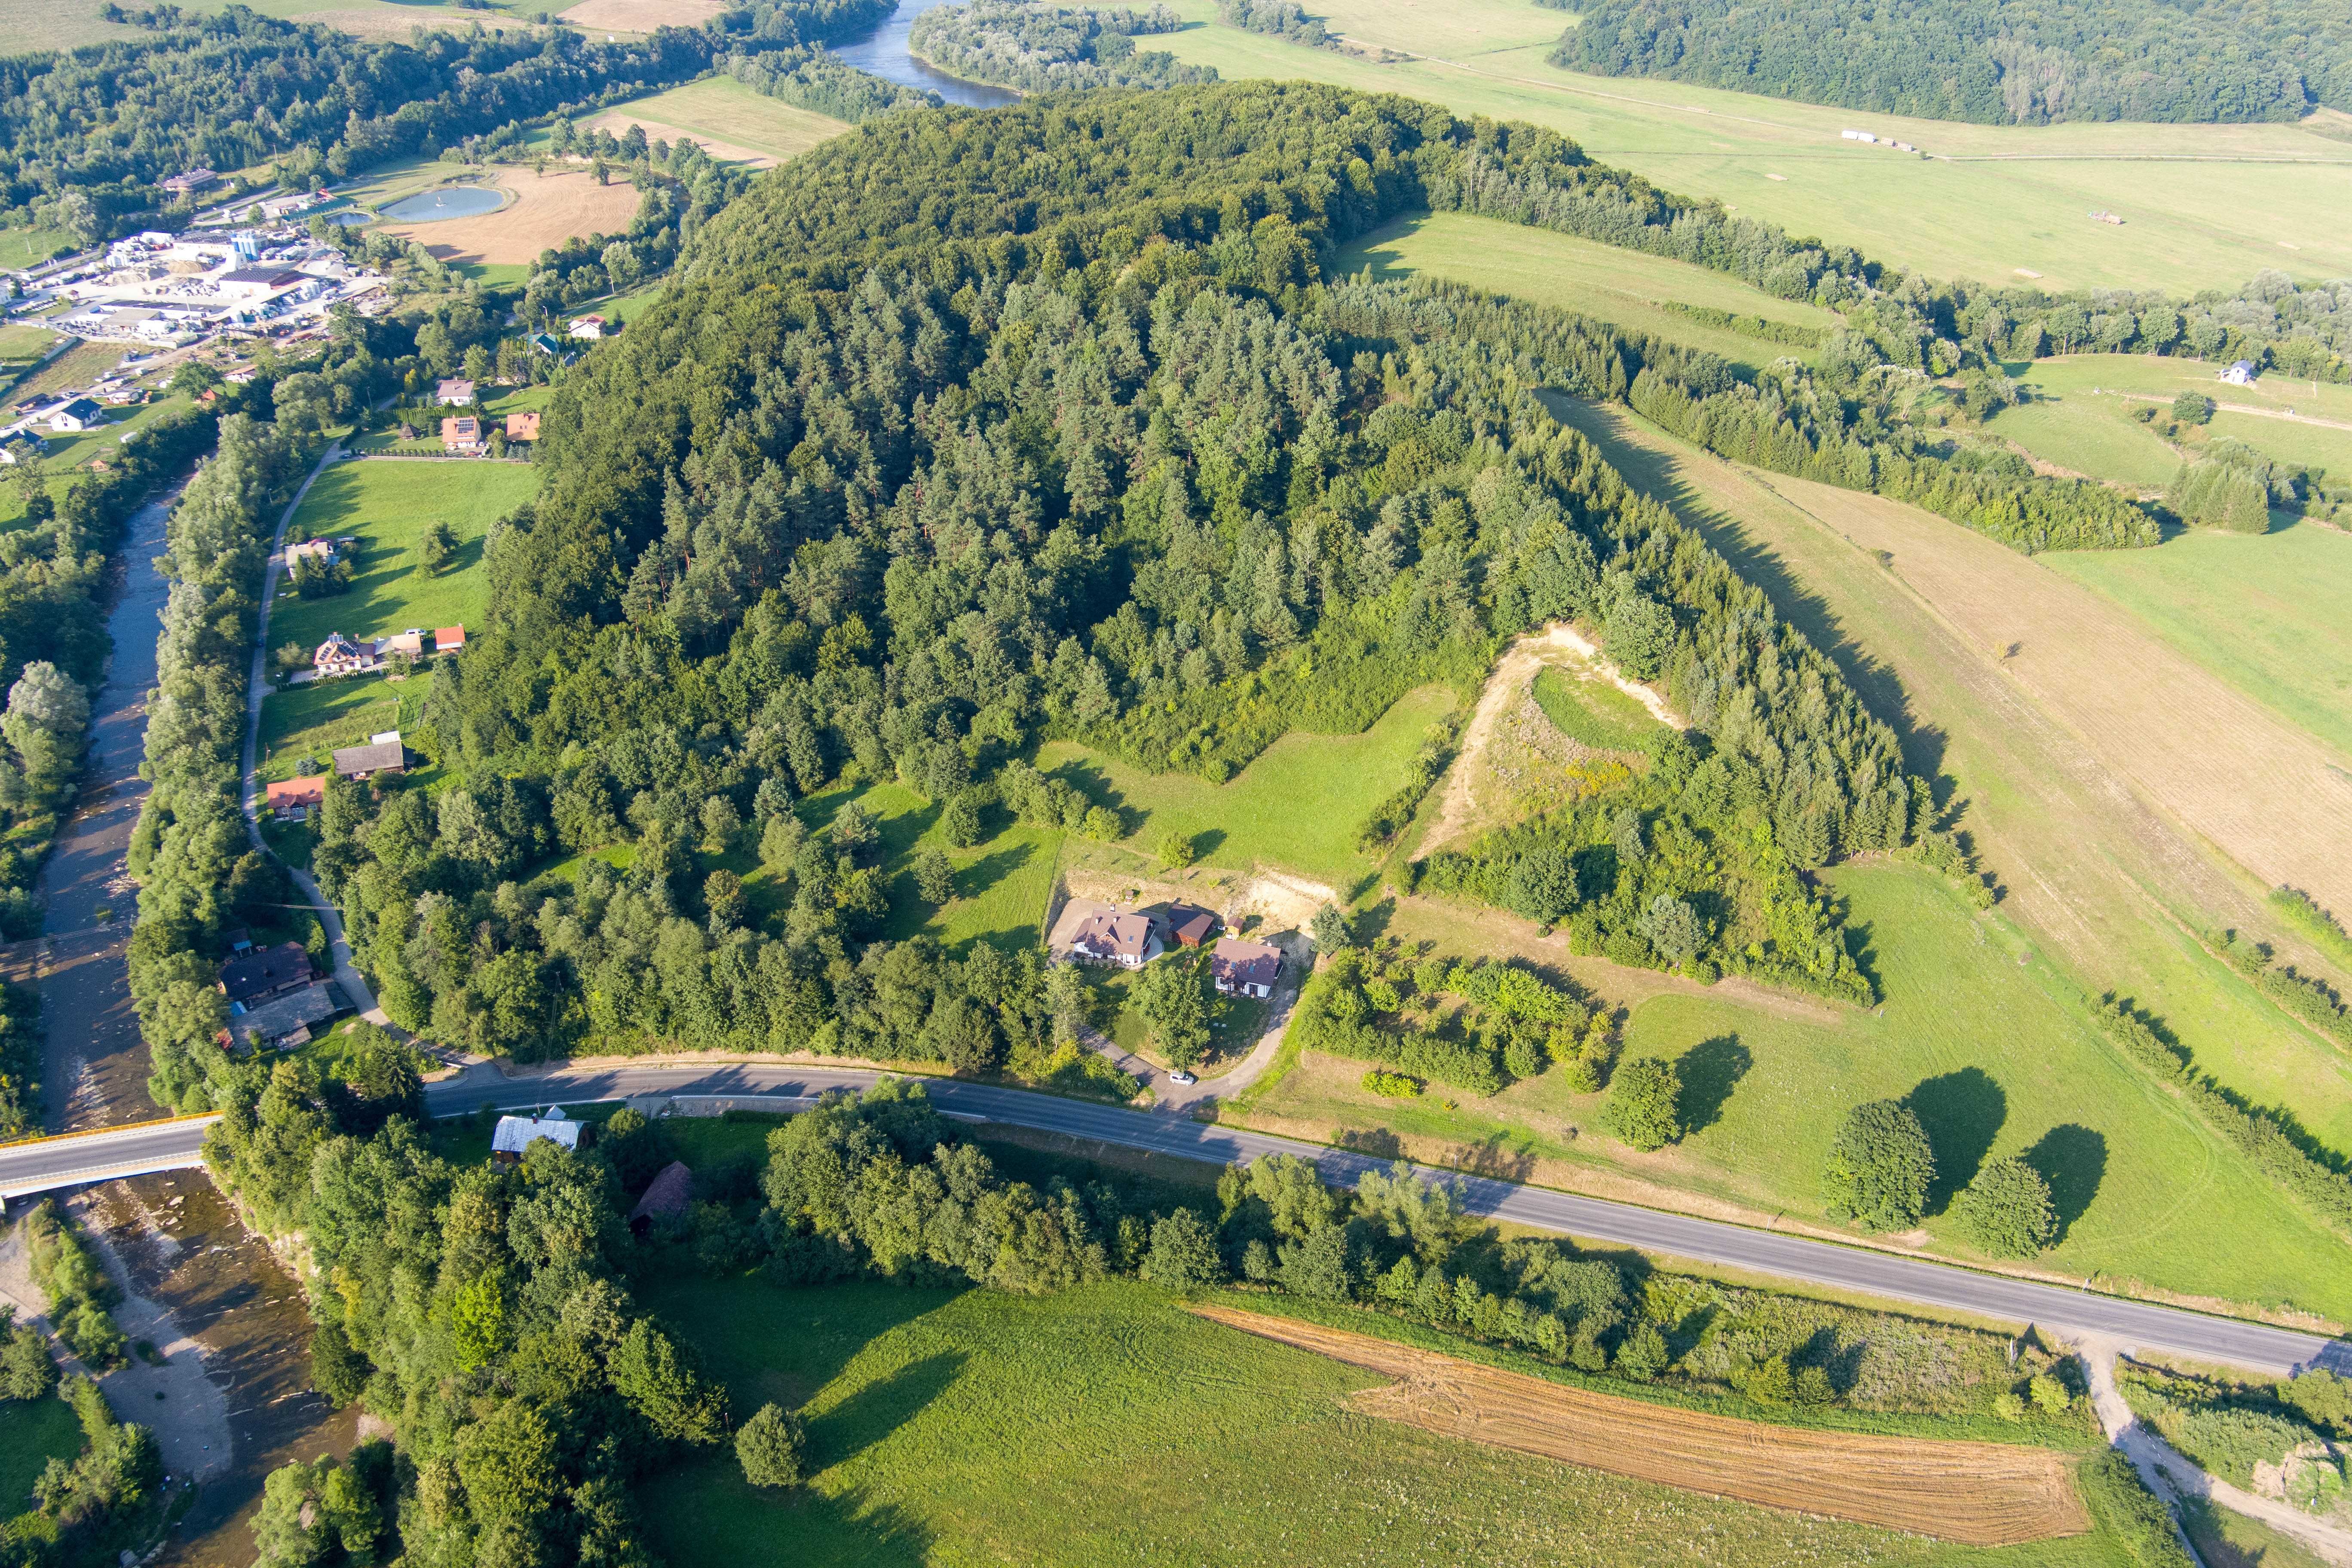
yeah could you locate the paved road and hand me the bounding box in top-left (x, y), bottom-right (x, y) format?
top-left (0, 1116), bottom-right (216, 1197)
top-left (236, 441), bottom-right (385, 1024)
top-left (8, 1062), bottom-right (2343, 1377)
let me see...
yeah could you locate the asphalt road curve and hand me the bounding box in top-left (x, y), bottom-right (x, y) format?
top-left (7, 1065), bottom-right (2341, 1378)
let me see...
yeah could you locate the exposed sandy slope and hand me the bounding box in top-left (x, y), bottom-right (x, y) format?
top-left (1196, 1306), bottom-right (2089, 1546)
top-left (1420, 622), bottom-right (1680, 856)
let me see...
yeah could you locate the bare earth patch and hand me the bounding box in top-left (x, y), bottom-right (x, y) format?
top-left (1194, 1306), bottom-right (2089, 1547)
top-left (377, 168), bottom-right (640, 264)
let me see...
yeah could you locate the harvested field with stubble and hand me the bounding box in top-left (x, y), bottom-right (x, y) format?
top-left (378, 168), bottom-right (640, 264)
top-left (557, 0), bottom-right (727, 31)
top-left (1755, 469), bottom-right (2352, 924)
top-left (1196, 1306), bottom-right (2089, 1547)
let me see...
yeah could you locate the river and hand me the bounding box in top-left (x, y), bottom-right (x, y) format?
top-left (832, 0), bottom-right (1021, 107)
top-left (35, 481), bottom-right (179, 1133)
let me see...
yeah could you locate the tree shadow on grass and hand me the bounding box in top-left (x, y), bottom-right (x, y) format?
top-left (2021, 1124), bottom-right (2106, 1243)
top-left (1674, 1034), bottom-right (1749, 1136)
top-left (950, 839), bottom-right (1035, 902)
top-left (815, 1349), bottom-right (969, 1468)
top-left (1908, 1067), bottom-right (2007, 1214)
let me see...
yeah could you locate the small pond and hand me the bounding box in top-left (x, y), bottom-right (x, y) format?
top-left (325, 211), bottom-right (372, 227)
top-left (378, 185), bottom-right (507, 222)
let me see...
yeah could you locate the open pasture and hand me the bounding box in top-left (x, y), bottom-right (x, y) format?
top-left (1334, 211), bottom-right (1836, 372)
top-left (588, 76), bottom-right (850, 166)
top-left (1157, 0), bottom-right (2352, 292)
top-left (640, 1277), bottom-right (2096, 1568)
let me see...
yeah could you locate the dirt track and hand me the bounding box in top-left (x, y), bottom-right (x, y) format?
top-left (1195, 1306), bottom-right (2089, 1547)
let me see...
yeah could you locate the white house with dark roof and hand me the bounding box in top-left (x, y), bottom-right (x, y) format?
top-left (1069, 910), bottom-right (1161, 969)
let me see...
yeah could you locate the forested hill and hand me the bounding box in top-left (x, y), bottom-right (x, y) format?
top-left (1553, 0), bottom-right (2342, 125)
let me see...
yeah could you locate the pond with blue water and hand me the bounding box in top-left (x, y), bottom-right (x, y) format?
top-left (378, 185), bottom-right (507, 222)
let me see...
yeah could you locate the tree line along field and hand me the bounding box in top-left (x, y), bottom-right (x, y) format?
top-left (1152, 0), bottom-right (2352, 292)
top-left (634, 1276), bottom-right (2110, 1568)
top-left (582, 76), bottom-right (852, 167)
top-left (1332, 211), bottom-right (1838, 374)
top-left (1248, 859), bottom-right (2352, 1322)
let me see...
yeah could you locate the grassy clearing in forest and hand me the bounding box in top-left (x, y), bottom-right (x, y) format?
top-left (1332, 211), bottom-right (1835, 372)
top-left (1035, 685), bottom-right (1455, 888)
top-left (0, 1396), bottom-right (83, 1525)
top-left (1157, 0), bottom-right (2352, 291)
top-left (643, 1277), bottom-right (2104, 1568)
top-left (796, 780), bottom-right (1062, 956)
top-left (590, 76), bottom-right (850, 164)
top-left (268, 459), bottom-right (535, 655)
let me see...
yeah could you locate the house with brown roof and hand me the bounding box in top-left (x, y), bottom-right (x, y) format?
top-left (313, 632), bottom-right (376, 678)
top-left (1069, 910), bottom-right (1161, 969)
top-left (266, 775), bottom-right (326, 819)
top-left (1163, 903), bottom-right (1220, 948)
top-left (1210, 937), bottom-right (1284, 999)
top-left (441, 415), bottom-right (483, 453)
top-left (505, 410), bottom-right (540, 442)
top-left (375, 628), bottom-right (426, 659)
top-left (217, 941), bottom-right (315, 1006)
top-left (629, 1161), bottom-right (695, 1237)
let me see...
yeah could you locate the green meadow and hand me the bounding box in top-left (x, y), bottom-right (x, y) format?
top-left (1333, 211), bottom-right (1837, 372)
top-left (640, 1277), bottom-right (2101, 1568)
top-left (1035, 684), bottom-right (1456, 888)
top-left (2044, 520), bottom-right (2352, 764)
top-left (1156, 0), bottom-right (2352, 292)
top-left (267, 458), bottom-right (537, 654)
top-left (796, 780), bottom-right (1063, 957)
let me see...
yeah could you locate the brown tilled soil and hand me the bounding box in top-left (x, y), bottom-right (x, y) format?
top-left (1193, 1306), bottom-right (2089, 1547)
top-left (378, 169), bottom-right (642, 265)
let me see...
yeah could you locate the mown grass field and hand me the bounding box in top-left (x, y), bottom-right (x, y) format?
top-left (257, 678), bottom-right (429, 782)
top-left (1505, 397), bottom-right (2352, 1311)
top-left (1333, 211), bottom-right (1836, 372)
top-left (0, 230), bottom-right (74, 271)
top-left (1982, 399), bottom-right (2182, 490)
top-left (0, 1395), bottom-right (82, 1521)
top-left (797, 779), bottom-right (1062, 956)
top-left (1035, 684), bottom-right (1456, 888)
top-left (1155, 0), bottom-right (2352, 292)
top-left (2003, 354), bottom-right (2352, 482)
top-left (1531, 665), bottom-right (1663, 753)
top-left (268, 459), bottom-right (535, 655)
top-left (641, 1277), bottom-right (2103, 1568)
top-left (1257, 861), bottom-right (2352, 1320)
top-left (589, 76), bottom-right (850, 164)
top-left (9, 0), bottom-right (538, 48)
top-left (2044, 520), bottom-right (2352, 764)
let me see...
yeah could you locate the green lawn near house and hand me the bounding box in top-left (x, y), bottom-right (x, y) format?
top-left (795, 780), bottom-right (1062, 956)
top-left (1034, 684), bottom-right (1456, 889)
top-left (641, 1277), bottom-right (2098, 1568)
top-left (257, 676), bottom-right (433, 784)
top-left (266, 459), bottom-right (536, 655)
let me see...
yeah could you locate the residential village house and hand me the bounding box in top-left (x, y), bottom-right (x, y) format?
top-left (1068, 910), bottom-right (1161, 969)
top-left (1210, 937), bottom-right (1283, 999)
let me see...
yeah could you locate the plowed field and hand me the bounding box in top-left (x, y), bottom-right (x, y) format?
top-left (1195, 1306), bottom-right (2089, 1547)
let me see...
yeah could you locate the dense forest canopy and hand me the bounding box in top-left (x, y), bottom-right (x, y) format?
top-left (1554, 0), bottom-right (2345, 125)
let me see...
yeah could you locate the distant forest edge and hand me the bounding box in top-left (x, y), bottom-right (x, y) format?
top-left (1552, 0), bottom-right (2347, 126)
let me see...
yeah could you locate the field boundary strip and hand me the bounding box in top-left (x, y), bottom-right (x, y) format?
top-left (1191, 1305), bottom-right (2091, 1546)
